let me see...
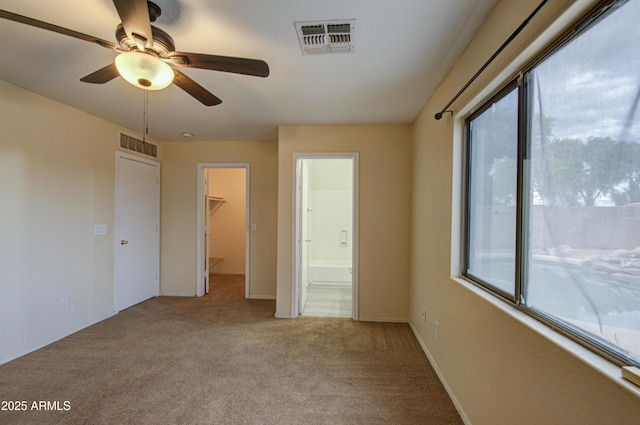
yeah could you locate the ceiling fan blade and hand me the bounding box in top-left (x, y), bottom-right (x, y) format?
top-left (0, 9), bottom-right (118, 50)
top-left (173, 70), bottom-right (222, 106)
top-left (80, 63), bottom-right (120, 84)
top-left (168, 52), bottom-right (270, 77)
top-left (112, 0), bottom-right (153, 50)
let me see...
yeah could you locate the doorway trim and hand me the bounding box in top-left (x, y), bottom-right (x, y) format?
top-left (196, 163), bottom-right (250, 298)
top-left (291, 152), bottom-right (359, 320)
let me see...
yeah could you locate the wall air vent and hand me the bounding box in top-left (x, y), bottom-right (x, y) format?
top-left (295, 20), bottom-right (355, 55)
top-left (119, 132), bottom-right (158, 158)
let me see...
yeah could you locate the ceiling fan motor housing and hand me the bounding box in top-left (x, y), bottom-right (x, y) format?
top-left (116, 24), bottom-right (175, 57)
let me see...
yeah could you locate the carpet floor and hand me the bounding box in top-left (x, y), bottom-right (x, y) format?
top-left (0, 275), bottom-right (463, 424)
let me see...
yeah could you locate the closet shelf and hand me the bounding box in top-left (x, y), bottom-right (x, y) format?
top-left (209, 257), bottom-right (224, 272)
top-left (208, 196), bottom-right (225, 213)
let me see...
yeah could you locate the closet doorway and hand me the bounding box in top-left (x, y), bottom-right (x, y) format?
top-left (196, 163), bottom-right (250, 297)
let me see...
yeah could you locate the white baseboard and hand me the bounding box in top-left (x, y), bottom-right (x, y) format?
top-left (408, 321), bottom-right (471, 425)
top-left (160, 292), bottom-right (196, 297)
top-left (0, 311), bottom-right (118, 366)
top-left (357, 316), bottom-right (408, 323)
top-left (248, 295), bottom-right (276, 300)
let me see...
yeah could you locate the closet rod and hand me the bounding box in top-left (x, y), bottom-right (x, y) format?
top-left (434, 0), bottom-right (548, 120)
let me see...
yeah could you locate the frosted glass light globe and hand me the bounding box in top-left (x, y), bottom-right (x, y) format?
top-left (115, 51), bottom-right (174, 90)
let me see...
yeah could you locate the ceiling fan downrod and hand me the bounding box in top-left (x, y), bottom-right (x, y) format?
top-left (147, 1), bottom-right (161, 22)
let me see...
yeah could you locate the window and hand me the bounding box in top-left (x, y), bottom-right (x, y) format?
top-left (464, 0), bottom-right (640, 367)
top-left (466, 84), bottom-right (519, 300)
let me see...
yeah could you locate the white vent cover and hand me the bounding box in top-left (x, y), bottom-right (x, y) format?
top-left (295, 20), bottom-right (355, 55)
top-left (119, 132), bottom-right (158, 158)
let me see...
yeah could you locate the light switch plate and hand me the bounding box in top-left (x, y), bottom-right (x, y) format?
top-left (94, 224), bottom-right (107, 235)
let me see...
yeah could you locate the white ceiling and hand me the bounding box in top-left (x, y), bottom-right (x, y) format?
top-left (0, 0), bottom-right (498, 141)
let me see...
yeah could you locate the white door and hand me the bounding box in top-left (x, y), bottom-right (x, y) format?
top-left (203, 170), bottom-right (210, 294)
top-left (115, 153), bottom-right (160, 311)
top-left (299, 160), bottom-right (310, 313)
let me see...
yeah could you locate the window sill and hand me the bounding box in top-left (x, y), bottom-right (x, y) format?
top-left (450, 275), bottom-right (640, 397)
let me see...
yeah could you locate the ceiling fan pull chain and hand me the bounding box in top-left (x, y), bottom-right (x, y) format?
top-left (143, 88), bottom-right (149, 142)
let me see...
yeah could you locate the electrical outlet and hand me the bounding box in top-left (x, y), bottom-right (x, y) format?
top-left (421, 308), bottom-right (427, 322)
top-left (60, 298), bottom-right (68, 310)
top-left (434, 321), bottom-right (439, 340)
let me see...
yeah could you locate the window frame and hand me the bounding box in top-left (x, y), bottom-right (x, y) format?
top-left (463, 79), bottom-right (522, 304)
top-left (461, 0), bottom-right (637, 368)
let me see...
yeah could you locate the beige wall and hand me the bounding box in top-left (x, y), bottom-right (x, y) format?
top-left (276, 125), bottom-right (411, 321)
top-left (208, 168), bottom-right (246, 274)
top-left (160, 141), bottom-right (278, 299)
top-left (0, 81), bottom-right (124, 362)
top-left (409, 1), bottom-right (640, 424)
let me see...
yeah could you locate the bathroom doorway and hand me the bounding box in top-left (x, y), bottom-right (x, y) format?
top-left (197, 163), bottom-right (250, 297)
top-left (293, 154), bottom-right (359, 319)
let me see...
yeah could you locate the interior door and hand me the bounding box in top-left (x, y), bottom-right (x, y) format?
top-left (299, 160), bottom-right (311, 313)
top-left (203, 170), bottom-right (210, 294)
top-left (116, 154), bottom-right (160, 311)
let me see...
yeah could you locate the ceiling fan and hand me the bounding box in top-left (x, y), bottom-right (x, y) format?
top-left (0, 0), bottom-right (270, 106)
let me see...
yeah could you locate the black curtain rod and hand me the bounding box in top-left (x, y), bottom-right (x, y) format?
top-left (434, 0), bottom-right (549, 120)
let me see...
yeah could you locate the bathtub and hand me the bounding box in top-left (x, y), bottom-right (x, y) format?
top-left (309, 260), bottom-right (352, 285)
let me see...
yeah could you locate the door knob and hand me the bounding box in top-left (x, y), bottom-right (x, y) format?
top-left (121, 240), bottom-right (129, 245)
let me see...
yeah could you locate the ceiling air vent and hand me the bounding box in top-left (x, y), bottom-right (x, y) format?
top-left (295, 20), bottom-right (355, 55)
top-left (119, 132), bottom-right (158, 158)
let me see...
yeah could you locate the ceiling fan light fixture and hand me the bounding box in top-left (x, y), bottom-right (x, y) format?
top-left (115, 51), bottom-right (174, 90)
